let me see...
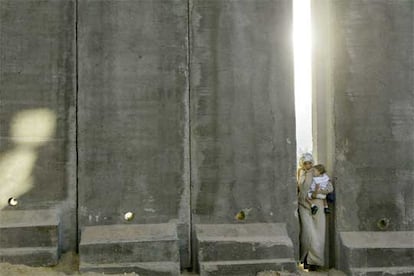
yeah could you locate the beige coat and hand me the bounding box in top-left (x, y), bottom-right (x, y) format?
top-left (297, 167), bottom-right (333, 266)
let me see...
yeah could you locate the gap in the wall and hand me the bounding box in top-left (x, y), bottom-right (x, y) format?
top-left (293, 0), bottom-right (313, 161)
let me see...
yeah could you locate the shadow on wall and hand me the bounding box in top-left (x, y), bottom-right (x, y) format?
top-left (0, 109), bottom-right (56, 210)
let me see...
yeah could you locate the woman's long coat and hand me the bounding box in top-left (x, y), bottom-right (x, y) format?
top-left (297, 167), bottom-right (333, 266)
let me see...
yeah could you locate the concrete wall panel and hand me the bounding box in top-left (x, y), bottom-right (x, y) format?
top-left (77, 0), bottom-right (190, 266)
top-left (0, 0), bottom-right (76, 251)
top-left (327, 0), bottom-right (414, 232)
top-left (190, 0), bottom-right (298, 249)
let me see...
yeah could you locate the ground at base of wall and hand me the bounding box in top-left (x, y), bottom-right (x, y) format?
top-left (256, 267), bottom-right (346, 276)
top-left (0, 252), bottom-right (346, 276)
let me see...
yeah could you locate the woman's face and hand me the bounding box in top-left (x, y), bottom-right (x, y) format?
top-left (303, 161), bottom-right (313, 170)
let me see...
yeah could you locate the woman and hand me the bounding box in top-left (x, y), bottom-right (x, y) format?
top-left (297, 153), bottom-right (333, 271)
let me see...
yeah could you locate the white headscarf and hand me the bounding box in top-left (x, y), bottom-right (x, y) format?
top-left (299, 152), bottom-right (314, 168)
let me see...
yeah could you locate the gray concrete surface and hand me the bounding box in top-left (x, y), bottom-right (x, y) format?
top-left (0, 0), bottom-right (77, 252)
top-left (0, 259), bottom-right (348, 276)
top-left (0, 209), bottom-right (59, 248)
top-left (195, 223), bottom-right (293, 262)
top-left (327, 0), bottom-right (414, 233)
top-left (195, 223), bottom-right (296, 276)
top-left (200, 260), bottom-right (297, 276)
top-left (0, 209), bottom-right (60, 265)
top-left (0, 247), bottom-right (58, 267)
top-left (79, 224), bottom-right (179, 264)
top-left (77, 0), bottom-right (190, 267)
top-left (1, 0), bottom-right (413, 273)
top-left (79, 224), bottom-right (180, 275)
top-left (80, 262), bottom-right (181, 276)
top-left (313, 0), bottom-right (414, 272)
top-left (190, 0), bottom-right (298, 257)
top-left (338, 231), bottom-right (414, 273)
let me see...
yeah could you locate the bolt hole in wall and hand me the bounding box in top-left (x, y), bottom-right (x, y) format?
top-left (377, 218), bottom-right (390, 230)
top-left (8, 197), bottom-right (18, 207)
top-left (235, 208), bottom-right (252, 221)
top-left (124, 211), bottom-right (135, 221)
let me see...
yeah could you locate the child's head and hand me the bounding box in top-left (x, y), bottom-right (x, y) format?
top-left (313, 164), bottom-right (326, 176)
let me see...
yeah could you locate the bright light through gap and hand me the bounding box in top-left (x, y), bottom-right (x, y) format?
top-left (293, 0), bottom-right (313, 159)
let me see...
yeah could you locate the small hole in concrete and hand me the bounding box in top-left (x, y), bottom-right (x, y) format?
top-left (8, 197), bottom-right (18, 206)
top-left (235, 210), bottom-right (246, 221)
top-left (124, 212), bottom-right (135, 221)
top-left (377, 218), bottom-right (390, 230)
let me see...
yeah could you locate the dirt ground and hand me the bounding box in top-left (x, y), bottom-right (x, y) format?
top-left (0, 253), bottom-right (347, 276)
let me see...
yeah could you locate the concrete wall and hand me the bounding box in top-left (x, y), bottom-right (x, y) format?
top-left (0, 0), bottom-right (77, 251)
top-left (1, 0), bottom-right (413, 271)
top-left (1, 0), bottom-right (299, 265)
top-left (190, 0), bottom-right (298, 251)
top-left (316, 0), bottom-right (414, 233)
top-left (77, 0), bottom-right (190, 267)
top-left (311, 0), bottom-right (336, 267)
top-left (312, 0), bottom-right (335, 172)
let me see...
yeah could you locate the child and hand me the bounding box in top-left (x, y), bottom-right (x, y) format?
top-left (306, 164), bottom-right (332, 215)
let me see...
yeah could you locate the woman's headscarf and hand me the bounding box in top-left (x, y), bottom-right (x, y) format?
top-left (299, 152), bottom-right (314, 169)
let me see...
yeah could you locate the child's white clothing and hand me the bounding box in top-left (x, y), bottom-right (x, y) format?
top-left (308, 174), bottom-right (330, 199)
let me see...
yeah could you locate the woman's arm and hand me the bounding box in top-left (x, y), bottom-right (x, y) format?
top-left (313, 181), bottom-right (334, 195)
top-left (311, 179), bottom-right (334, 198)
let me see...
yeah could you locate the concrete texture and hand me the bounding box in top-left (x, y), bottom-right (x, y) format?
top-left (0, 209), bottom-right (59, 248)
top-left (189, 0), bottom-right (298, 256)
top-left (197, 237), bottom-right (294, 262)
top-left (338, 231), bottom-right (414, 274)
top-left (77, 0), bottom-right (190, 267)
top-left (0, 209), bottom-right (60, 266)
top-left (312, 0), bottom-right (414, 271)
top-left (79, 224), bottom-right (180, 275)
top-left (195, 223), bottom-right (296, 275)
top-left (326, 0), bottom-right (414, 232)
top-left (0, 0), bottom-right (77, 252)
top-left (0, 247), bottom-right (58, 267)
top-left (80, 262), bottom-right (181, 276)
top-left (200, 259), bottom-right (297, 276)
top-left (0, 259), bottom-right (349, 276)
top-left (311, 2), bottom-right (336, 267)
top-left (79, 224), bottom-right (179, 264)
top-left (195, 223), bottom-right (293, 262)
top-left (1, 0), bottom-right (412, 272)
top-left (350, 267), bottom-right (414, 276)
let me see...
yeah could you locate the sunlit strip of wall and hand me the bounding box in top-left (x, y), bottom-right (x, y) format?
top-left (293, 0), bottom-right (313, 159)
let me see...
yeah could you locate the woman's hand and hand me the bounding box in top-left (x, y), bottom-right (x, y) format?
top-left (317, 189), bottom-right (330, 195)
top-left (311, 187), bottom-right (328, 198)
